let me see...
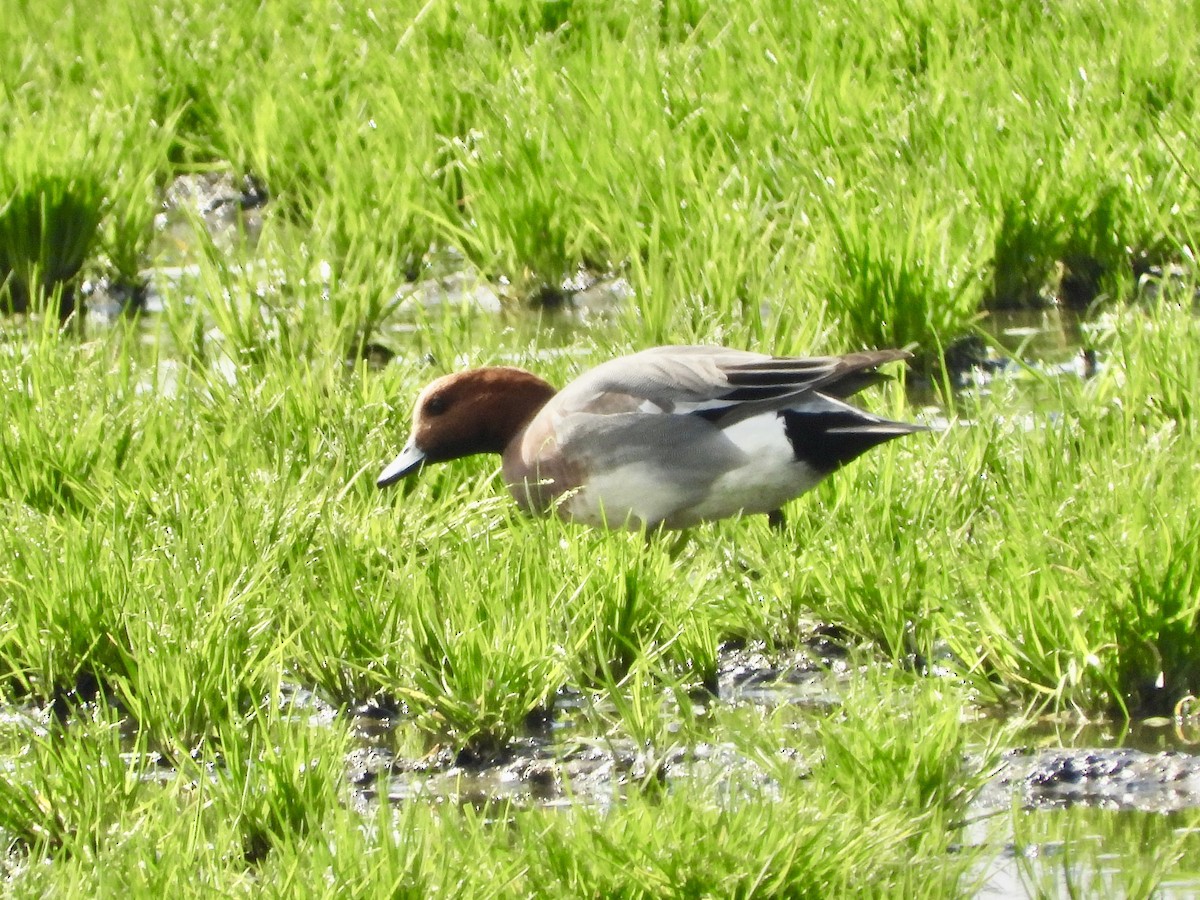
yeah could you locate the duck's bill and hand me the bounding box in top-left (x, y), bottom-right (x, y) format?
top-left (377, 443), bottom-right (427, 487)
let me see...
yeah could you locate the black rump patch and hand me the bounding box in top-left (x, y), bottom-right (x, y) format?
top-left (779, 409), bottom-right (907, 474)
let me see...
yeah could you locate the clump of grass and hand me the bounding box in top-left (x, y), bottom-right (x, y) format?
top-left (204, 713), bottom-right (351, 865)
top-left (987, 170), bottom-right (1073, 308)
top-left (376, 522), bottom-right (568, 757)
top-left (817, 185), bottom-right (989, 349)
top-left (564, 542), bottom-right (693, 688)
top-left (0, 171), bottom-right (105, 320)
top-left (0, 710), bottom-right (152, 855)
top-left (252, 799), bottom-right (527, 897)
top-left (984, 161), bottom-right (1135, 311)
top-left (1115, 519), bottom-right (1200, 715)
top-left (816, 675), bottom-right (987, 830)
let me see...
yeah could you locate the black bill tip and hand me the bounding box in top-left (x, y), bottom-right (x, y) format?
top-left (377, 443), bottom-right (427, 487)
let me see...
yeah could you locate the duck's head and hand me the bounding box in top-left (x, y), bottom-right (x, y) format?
top-left (377, 366), bottom-right (557, 487)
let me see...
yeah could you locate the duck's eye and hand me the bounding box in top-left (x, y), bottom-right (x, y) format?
top-left (424, 394), bottom-right (449, 416)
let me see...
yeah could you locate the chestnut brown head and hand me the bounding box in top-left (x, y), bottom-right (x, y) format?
top-left (377, 367), bottom-right (557, 487)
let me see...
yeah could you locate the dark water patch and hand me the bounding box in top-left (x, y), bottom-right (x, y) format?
top-left (976, 308), bottom-right (1093, 369)
top-left (934, 307), bottom-right (1098, 397)
top-left (151, 171), bottom-right (268, 266)
top-left (714, 638), bottom-right (849, 708)
top-left (335, 639), bottom-right (844, 810)
top-left (338, 658), bottom-right (1200, 815)
top-left (348, 732), bottom-right (799, 812)
top-left (935, 263), bottom-right (1198, 406)
top-left (981, 748), bottom-right (1200, 814)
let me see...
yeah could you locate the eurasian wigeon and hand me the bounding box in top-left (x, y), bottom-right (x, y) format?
top-left (378, 346), bottom-right (926, 530)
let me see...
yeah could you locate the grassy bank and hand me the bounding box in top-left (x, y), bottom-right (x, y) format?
top-left (4, 0), bottom-right (1200, 894)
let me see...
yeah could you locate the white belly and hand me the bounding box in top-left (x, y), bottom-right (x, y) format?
top-left (560, 415), bottom-right (822, 529)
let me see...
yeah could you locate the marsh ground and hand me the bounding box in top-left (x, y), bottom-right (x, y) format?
top-left (3, 0), bottom-right (1200, 895)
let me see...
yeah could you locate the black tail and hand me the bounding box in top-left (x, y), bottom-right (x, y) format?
top-left (780, 408), bottom-right (926, 474)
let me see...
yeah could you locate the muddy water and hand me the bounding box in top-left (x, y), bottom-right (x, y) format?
top-left (335, 633), bottom-right (1200, 817)
top-left (343, 639), bottom-right (842, 810)
top-left (335, 647), bottom-right (1200, 896)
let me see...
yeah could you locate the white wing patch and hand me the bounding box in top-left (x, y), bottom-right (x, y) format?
top-left (718, 413), bottom-right (795, 458)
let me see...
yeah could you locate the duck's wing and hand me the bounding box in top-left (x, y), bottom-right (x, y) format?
top-left (553, 345), bottom-right (913, 427)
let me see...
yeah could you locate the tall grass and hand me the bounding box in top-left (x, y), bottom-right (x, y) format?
top-left (4, 0), bottom-right (1199, 345)
top-left (0, 172), bottom-right (104, 320)
top-left (0, 234), bottom-right (1197, 892)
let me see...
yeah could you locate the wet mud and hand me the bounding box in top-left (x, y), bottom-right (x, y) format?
top-left (331, 642), bottom-right (1200, 816)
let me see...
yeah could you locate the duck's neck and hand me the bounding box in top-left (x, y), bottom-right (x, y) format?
top-left (474, 367), bottom-right (557, 453)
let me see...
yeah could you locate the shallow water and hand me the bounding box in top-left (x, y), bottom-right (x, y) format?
top-left (5, 637), bottom-right (1200, 893)
top-left (317, 630), bottom-right (1200, 820)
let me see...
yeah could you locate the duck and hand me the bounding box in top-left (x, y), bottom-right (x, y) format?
top-left (378, 345), bottom-right (926, 530)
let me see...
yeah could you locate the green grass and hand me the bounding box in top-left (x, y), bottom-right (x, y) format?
top-left (5, 0), bottom-right (1200, 346)
top-left (0, 171), bottom-right (105, 319)
top-left (1, 282), bottom-right (1198, 893)
top-left (3, 0), bottom-right (1200, 894)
